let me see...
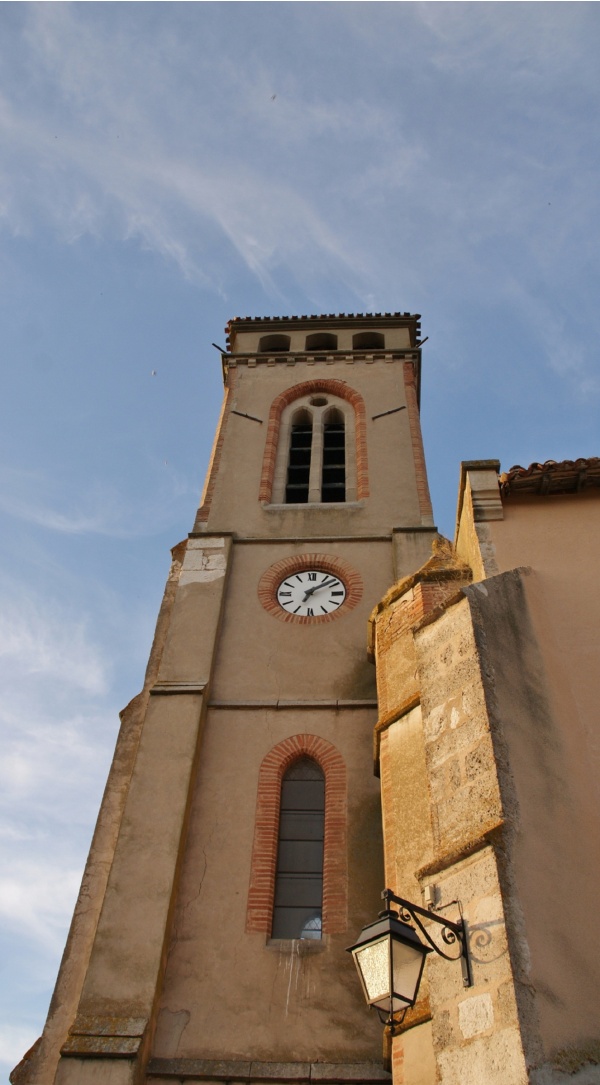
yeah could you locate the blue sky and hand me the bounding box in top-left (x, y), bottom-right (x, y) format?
top-left (1, 1), bottom-right (599, 1077)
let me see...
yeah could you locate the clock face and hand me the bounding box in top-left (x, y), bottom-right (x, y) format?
top-left (276, 569), bottom-right (347, 618)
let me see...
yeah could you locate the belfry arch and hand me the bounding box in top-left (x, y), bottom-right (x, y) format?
top-left (259, 378), bottom-right (369, 504)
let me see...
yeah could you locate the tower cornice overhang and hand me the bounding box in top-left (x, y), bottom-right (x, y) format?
top-left (225, 311), bottom-right (422, 347)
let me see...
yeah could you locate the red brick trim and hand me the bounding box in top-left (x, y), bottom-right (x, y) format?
top-left (258, 554), bottom-right (363, 625)
top-left (259, 379), bottom-right (369, 504)
top-left (195, 369), bottom-right (237, 526)
top-left (402, 362), bottom-right (433, 523)
top-left (391, 1035), bottom-right (404, 1085)
top-left (246, 735), bottom-right (348, 935)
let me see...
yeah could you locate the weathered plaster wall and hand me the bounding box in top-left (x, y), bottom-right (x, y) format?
top-left (466, 569), bottom-right (600, 1072)
top-left (489, 493), bottom-right (600, 809)
top-left (210, 540), bottom-right (391, 705)
top-left (154, 702), bottom-right (384, 1063)
top-left (195, 356), bottom-right (431, 538)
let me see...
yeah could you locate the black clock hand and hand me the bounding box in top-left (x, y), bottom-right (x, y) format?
top-left (302, 578), bottom-right (338, 601)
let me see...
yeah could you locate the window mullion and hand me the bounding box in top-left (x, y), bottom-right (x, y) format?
top-left (308, 411), bottom-right (324, 503)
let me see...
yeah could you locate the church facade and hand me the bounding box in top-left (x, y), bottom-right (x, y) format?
top-left (12, 315), bottom-right (600, 1085)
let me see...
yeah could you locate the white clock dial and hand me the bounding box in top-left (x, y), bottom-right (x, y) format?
top-left (276, 569), bottom-right (347, 617)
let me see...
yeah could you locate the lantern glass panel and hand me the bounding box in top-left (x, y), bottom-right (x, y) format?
top-left (391, 938), bottom-right (427, 1010)
top-left (353, 936), bottom-right (390, 1007)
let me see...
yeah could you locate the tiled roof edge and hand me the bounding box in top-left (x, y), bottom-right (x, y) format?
top-left (224, 312), bottom-right (422, 348)
top-left (227, 312), bottom-right (419, 323)
top-left (500, 458), bottom-right (600, 496)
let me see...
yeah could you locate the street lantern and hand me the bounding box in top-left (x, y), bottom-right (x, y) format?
top-left (347, 909), bottom-right (431, 1020)
top-left (348, 889), bottom-right (472, 1032)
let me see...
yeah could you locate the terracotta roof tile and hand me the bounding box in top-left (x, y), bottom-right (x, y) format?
top-left (500, 458), bottom-right (600, 496)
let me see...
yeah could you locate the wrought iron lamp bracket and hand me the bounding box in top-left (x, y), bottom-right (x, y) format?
top-left (381, 888), bottom-right (472, 989)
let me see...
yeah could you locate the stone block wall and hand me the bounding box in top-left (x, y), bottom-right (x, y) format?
top-left (371, 542), bottom-right (529, 1085)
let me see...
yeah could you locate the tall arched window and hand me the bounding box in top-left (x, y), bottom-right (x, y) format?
top-left (259, 380), bottom-right (368, 506)
top-left (271, 393), bottom-right (354, 504)
top-left (246, 734), bottom-right (348, 937)
top-left (271, 758), bottom-right (325, 940)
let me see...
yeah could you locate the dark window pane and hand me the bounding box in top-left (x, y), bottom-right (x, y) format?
top-left (271, 906), bottom-right (322, 940)
top-left (277, 840), bottom-right (324, 872)
top-left (274, 874), bottom-right (323, 907)
top-left (322, 422), bottom-right (345, 503)
top-left (280, 779), bottom-right (325, 810)
top-left (289, 449), bottom-right (311, 466)
top-left (278, 811), bottom-right (324, 841)
top-left (286, 424), bottom-right (312, 504)
top-left (272, 758), bottom-right (325, 939)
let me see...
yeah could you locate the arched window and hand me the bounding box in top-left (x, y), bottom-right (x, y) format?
top-left (352, 331), bottom-right (385, 350)
top-left (246, 734), bottom-right (348, 937)
top-left (258, 334), bottom-right (291, 353)
top-left (271, 758), bottom-right (325, 940)
top-left (305, 332), bottom-right (338, 351)
top-left (272, 394), bottom-right (353, 504)
top-left (259, 379), bottom-right (368, 506)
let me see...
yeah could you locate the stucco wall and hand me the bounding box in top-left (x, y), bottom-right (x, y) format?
top-left (154, 704), bottom-right (384, 1063)
top-left (490, 493), bottom-right (600, 811)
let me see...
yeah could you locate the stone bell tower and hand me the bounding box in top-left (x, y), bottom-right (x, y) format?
top-left (14, 313), bottom-right (437, 1085)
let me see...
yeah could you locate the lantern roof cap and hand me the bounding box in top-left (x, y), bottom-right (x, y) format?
top-left (347, 910), bottom-right (432, 955)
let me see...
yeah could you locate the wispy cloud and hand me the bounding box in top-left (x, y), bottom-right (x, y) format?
top-left (0, 859), bottom-right (83, 953)
top-left (0, 600), bottom-right (106, 693)
top-left (0, 570), bottom-right (130, 1079)
top-left (0, 0), bottom-right (598, 390)
top-left (0, 590), bottom-right (118, 954)
top-left (0, 465), bottom-right (192, 537)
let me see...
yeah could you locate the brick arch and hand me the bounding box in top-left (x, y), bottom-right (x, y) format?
top-left (259, 379), bottom-right (369, 504)
top-left (246, 734), bottom-right (347, 935)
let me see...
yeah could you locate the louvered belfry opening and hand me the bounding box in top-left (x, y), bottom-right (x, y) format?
top-left (321, 408), bottom-right (346, 503)
top-left (271, 757), bottom-right (325, 940)
top-left (285, 409), bottom-right (312, 503)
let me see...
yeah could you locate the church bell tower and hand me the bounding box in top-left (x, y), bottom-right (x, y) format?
top-left (16, 313), bottom-right (436, 1085)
